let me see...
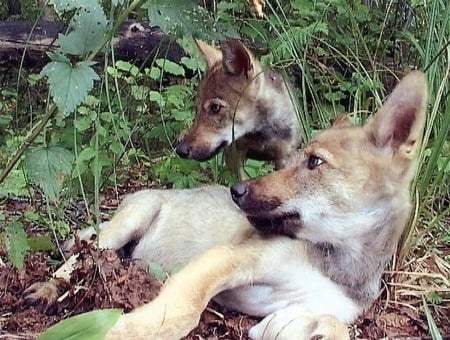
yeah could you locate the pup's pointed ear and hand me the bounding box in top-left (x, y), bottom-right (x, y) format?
top-left (221, 39), bottom-right (256, 77)
top-left (366, 71), bottom-right (428, 157)
top-left (195, 39), bottom-right (222, 69)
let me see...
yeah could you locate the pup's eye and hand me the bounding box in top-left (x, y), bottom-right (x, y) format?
top-left (210, 103), bottom-right (221, 114)
top-left (307, 155), bottom-right (324, 170)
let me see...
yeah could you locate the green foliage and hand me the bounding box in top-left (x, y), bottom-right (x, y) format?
top-left (53, 0), bottom-right (108, 57)
top-left (144, 0), bottom-right (238, 40)
top-left (423, 296), bottom-right (443, 340)
top-left (5, 220), bottom-right (30, 269)
top-left (0, 170), bottom-right (28, 198)
top-left (24, 146), bottom-right (74, 201)
top-left (41, 55), bottom-right (100, 114)
top-left (38, 308), bottom-right (123, 340)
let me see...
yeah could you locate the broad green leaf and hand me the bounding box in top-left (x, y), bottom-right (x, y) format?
top-left (146, 66), bottom-right (161, 80)
top-left (41, 58), bottom-right (99, 114)
top-left (50, 0), bottom-right (107, 56)
top-left (144, 0), bottom-right (237, 40)
top-left (156, 59), bottom-right (185, 77)
top-left (38, 309), bottom-right (123, 340)
top-left (109, 141), bottom-right (124, 155)
top-left (24, 146), bottom-right (74, 201)
top-left (181, 56), bottom-right (200, 72)
top-left (115, 60), bottom-right (139, 77)
top-left (77, 147), bottom-right (96, 162)
top-left (6, 220), bottom-right (30, 270)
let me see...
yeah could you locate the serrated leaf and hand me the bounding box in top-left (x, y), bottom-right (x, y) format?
top-left (6, 220), bottom-right (30, 269)
top-left (50, 0), bottom-right (107, 56)
top-left (144, 0), bottom-right (237, 40)
top-left (38, 309), bottom-right (123, 340)
top-left (41, 60), bottom-right (99, 114)
top-left (46, 51), bottom-right (71, 63)
top-left (24, 146), bottom-right (74, 201)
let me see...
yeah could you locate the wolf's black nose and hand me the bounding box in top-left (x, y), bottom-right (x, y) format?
top-left (230, 182), bottom-right (248, 200)
top-left (176, 142), bottom-right (191, 158)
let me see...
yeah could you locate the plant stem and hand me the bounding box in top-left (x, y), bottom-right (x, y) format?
top-left (0, 105), bottom-right (57, 185)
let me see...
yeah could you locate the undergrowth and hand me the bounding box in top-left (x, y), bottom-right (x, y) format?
top-left (0, 0), bottom-right (448, 336)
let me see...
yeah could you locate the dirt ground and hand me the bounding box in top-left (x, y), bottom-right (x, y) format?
top-left (1, 185), bottom-right (449, 339)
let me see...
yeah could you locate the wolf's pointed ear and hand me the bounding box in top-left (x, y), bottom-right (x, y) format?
top-left (221, 39), bottom-right (255, 77)
top-left (195, 39), bottom-right (222, 69)
top-left (366, 71), bottom-right (428, 157)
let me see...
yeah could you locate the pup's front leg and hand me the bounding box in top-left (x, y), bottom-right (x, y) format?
top-left (105, 242), bottom-right (262, 339)
top-left (106, 293), bottom-right (200, 339)
top-left (249, 305), bottom-right (350, 340)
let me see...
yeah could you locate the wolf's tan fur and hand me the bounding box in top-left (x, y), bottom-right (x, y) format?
top-left (175, 39), bottom-right (302, 179)
top-left (98, 71), bottom-right (428, 339)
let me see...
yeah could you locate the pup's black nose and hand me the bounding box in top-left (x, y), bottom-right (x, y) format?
top-left (230, 182), bottom-right (248, 201)
top-left (176, 142), bottom-right (191, 158)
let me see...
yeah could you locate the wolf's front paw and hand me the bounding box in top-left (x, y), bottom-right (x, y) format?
top-left (249, 309), bottom-right (349, 340)
top-left (105, 296), bottom-right (201, 340)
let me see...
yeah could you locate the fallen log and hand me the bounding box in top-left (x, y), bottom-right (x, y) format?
top-left (0, 20), bottom-right (186, 69)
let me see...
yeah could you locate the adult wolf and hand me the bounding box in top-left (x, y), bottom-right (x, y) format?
top-left (176, 39), bottom-right (302, 179)
top-left (101, 71), bottom-right (427, 339)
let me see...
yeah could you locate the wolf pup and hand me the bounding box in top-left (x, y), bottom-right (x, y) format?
top-left (99, 71), bottom-right (427, 339)
top-left (176, 39), bottom-right (302, 179)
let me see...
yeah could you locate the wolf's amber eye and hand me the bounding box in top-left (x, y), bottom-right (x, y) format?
top-left (210, 103), bottom-right (221, 114)
top-left (307, 155), bottom-right (324, 170)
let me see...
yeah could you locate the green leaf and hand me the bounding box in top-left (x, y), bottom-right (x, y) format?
top-left (6, 220), bottom-right (30, 269)
top-left (0, 169), bottom-right (28, 198)
top-left (41, 59), bottom-right (99, 114)
top-left (146, 66), bottom-right (161, 80)
top-left (156, 59), bottom-right (185, 77)
top-left (50, 0), bottom-right (107, 56)
top-left (38, 309), bottom-right (123, 340)
top-left (422, 296), bottom-right (443, 340)
top-left (131, 85), bottom-right (150, 101)
top-left (149, 91), bottom-right (165, 107)
top-left (144, 0), bottom-right (237, 40)
top-left (109, 141), bottom-right (124, 155)
top-left (24, 146), bottom-right (74, 201)
top-left (148, 262), bottom-right (168, 282)
top-left (77, 147), bottom-right (97, 162)
top-left (180, 56), bottom-right (200, 72)
top-left (115, 60), bottom-right (140, 77)
top-left (28, 235), bottom-right (55, 252)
